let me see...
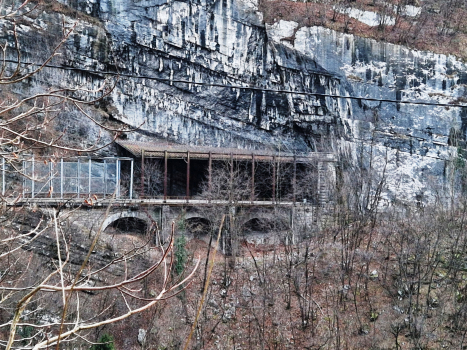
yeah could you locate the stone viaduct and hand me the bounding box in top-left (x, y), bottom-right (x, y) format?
top-left (7, 140), bottom-right (336, 252)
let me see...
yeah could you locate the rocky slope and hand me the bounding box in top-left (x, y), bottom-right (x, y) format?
top-left (4, 0), bottom-right (467, 203)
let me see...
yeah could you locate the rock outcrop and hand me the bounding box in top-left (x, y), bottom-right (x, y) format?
top-left (4, 0), bottom-right (467, 203)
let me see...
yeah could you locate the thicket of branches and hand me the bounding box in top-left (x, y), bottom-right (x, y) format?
top-left (147, 143), bottom-right (467, 350)
top-left (260, 0), bottom-right (467, 59)
top-left (0, 1), bottom-right (197, 349)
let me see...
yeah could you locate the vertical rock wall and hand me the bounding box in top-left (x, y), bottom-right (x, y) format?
top-left (5, 0), bottom-right (467, 202)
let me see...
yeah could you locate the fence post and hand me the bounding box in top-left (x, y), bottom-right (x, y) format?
top-left (116, 159), bottom-right (121, 199)
top-left (49, 161), bottom-right (53, 198)
top-left (60, 159), bottom-right (64, 199)
top-left (77, 158), bottom-right (80, 198)
top-left (103, 159), bottom-right (107, 198)
top-left (88, 158), bottom-right (92, 196)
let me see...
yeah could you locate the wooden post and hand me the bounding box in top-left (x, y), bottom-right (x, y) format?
top-left (186, 151), bottom-right (190, 200)
top-left (164, 150), bottom-right (168, 201)
top-left (272, 156), bottom-right (276, 202)
top-left (141, 150), bottom-right (145, 198)
top-left (129, 159), bottom-right (134, 199)
top-left (251, 154), bottom-right (255, 202)
top-left (293, 156), bottom-right (297, 205)
top-left (208, 151), bottom-right (212, 193)
top-left (230, 153), bottom-right (233, 201)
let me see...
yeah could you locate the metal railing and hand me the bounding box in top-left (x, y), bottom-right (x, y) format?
top-left (1, 156), bottom-right (135, 199)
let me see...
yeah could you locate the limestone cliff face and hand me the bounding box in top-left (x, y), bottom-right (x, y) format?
top-left (53, 0), bottom-right (348, 152)
top-left (5, 0), bottom-right (467, 203)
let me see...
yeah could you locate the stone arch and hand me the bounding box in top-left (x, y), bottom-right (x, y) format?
top-left (242, 215), bottom-right (289, 233)
top-left (102, 211), bottom-right (152, 233)
top-left (184, 216), bottom-right (212, 237)
top-left (184, 212), bottom-right (209, 221)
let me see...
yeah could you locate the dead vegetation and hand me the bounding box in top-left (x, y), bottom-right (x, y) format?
top-left (260, 0), bottom-right (467, 60)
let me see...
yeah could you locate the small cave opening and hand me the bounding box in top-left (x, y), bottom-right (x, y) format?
top-left (108, 217), bottom-right (148, 234)
top-left (185, 217), bottom-right (212, 237)
top-left (243, 217), bottom-right (289, 233)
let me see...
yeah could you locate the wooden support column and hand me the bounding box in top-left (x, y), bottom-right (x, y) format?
top-left (208, 151), bottom-right (212, 193)
top-left (251, 154), bottom-right (255, 202)
top-left (230, 153), bottom-right (233, 201)
top-left (293, 155), bottom-right (297, 205)
top-left (141, 150), bottom-right (145, 198)
top-left (164, 150), bottom-right (168, 201)
top-left (186, 151), bottom-right (190, 200)
top-left (272, 156), bottom-right (276, 202)
top-left (129, 159), bottom-right (134, 199)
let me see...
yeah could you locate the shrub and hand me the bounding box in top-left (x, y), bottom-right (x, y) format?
top-left (90, 334), bottom-right (115, 350)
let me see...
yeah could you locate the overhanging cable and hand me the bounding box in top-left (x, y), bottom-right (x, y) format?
top-left (4, 59), bottom-right (467, 108)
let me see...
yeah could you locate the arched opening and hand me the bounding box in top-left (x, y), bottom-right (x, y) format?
top-left (185, 217), bottom-right (212, 238)
top-left (243, 217), bottom-right (289, 234)
top-left (106, 217), bottom-right (148, 234)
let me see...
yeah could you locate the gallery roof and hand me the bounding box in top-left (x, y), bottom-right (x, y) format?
top-left (116, 140), bottom-right (336, 163)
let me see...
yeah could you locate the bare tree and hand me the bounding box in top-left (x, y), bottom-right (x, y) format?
top-left (0, 2), bottom-right (196, 349)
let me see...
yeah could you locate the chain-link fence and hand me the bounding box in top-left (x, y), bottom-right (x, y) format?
top-left (19, 157), bottom-right (134, 199)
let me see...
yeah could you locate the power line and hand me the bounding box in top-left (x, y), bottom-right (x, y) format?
top-left (5, 59), bottom-right (467, 108)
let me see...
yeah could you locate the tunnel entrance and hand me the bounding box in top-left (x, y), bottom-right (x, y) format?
top-left (107, 217), bottom-right (148, 234)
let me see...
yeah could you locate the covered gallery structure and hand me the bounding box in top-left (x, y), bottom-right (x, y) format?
top-left (116, 140), bottom-right (335, 204)
top-left (0, 141), bottom-right (335, 204)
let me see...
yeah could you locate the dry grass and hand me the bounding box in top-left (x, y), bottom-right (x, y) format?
top-left (260, 0), bottom-right (467, 60)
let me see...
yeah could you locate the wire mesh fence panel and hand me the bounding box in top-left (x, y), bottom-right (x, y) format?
top-left (51, 162), bottom-right (61, 197)
top-left (105, 160), bottom-right (117, 196)
top-left (91, 162), bottom-right (105, 195)
top-left (63, 162), bottom-right (78, 194)
top-left (34, 162), bottom-right (51, 196)
top-left (23, 160), bottom-right (33, 195)
top-left (79, 160), bottom-right (90, 195)
top-left (18, 157), bottom-right (132, 198)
